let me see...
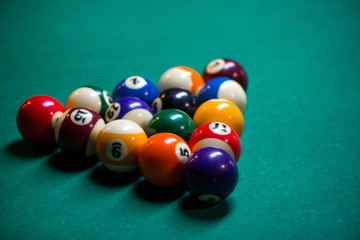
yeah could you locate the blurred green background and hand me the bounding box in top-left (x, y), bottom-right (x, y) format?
top-left (1, 0), bottom-right (360, 239)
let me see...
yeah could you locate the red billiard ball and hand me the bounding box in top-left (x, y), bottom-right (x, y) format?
top-left (138, 133), bottom-right (192, 187)
top-left (202, 58), bottom-right (248, 91)
top-left (188, 122), bottom-right (241, 162)
top-left (16, 95), bottom-right (64, 145)
top-left (55, 107), bottom-right (105, 158)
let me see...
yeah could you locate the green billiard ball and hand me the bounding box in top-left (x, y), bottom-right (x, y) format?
top-left (65, 85), bottom-right (113, 118)
top-left (145, 109), bottom-right (196, 142)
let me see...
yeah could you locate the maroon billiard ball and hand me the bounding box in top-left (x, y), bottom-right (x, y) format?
top-left (16, 95), bottom-right (64, 145)
top-left (55, 107), bottom-right (105, 158)
top-left (202, 58), bottom-right (248, 91)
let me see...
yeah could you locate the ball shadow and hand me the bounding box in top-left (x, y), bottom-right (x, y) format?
top-left (6, 139), bottom-right (58, 158)
top-left (47, 151), bottom-right (99, 172)
top-left (179, 195), bottom-right (233, 220)
top-left (134, 180), bottom-right (187, 203)
top-left (90, 165), bottom-right (142, 187)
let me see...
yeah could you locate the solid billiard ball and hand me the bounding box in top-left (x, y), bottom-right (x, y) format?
top-left (138, 133), bottom-right (192, 187)
top-left (16, 95), bottom-right (64, 145)
top-left (65, 85), bottom-right (113, 118)
top-left (95, 119), bottom-right (148, 172)
top-left (104, 97), bottom-right (153, 130)
top-left (188, 122), bottom-right (241, 162)
top-left (151, 88), bottom-right (198, 117)
top-left (202, 58), bottom-right (248, 91)
top-left (158, 66), bottom-right (205, 96)
top-left (193, 99), bottom-right (244, 136)
top-left (55, 107), bottom-right (105, 158)
top-left (184, 147), bottom-right (238, 203)
top-left (112, 76), bottom-right (159, 106)
top-left (197, 77), bottom-right (247, 113)
top-left (146, 109), bottom-right (196, 142)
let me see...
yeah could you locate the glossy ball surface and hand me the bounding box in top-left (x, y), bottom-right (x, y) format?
top-left (202, 58), bottom-right (248, 91)
top-left (65, 85), bottom-right (113, 118)
top-left (55, 108), bottom-right (105, 158)
top-left (158, 66), bottom-right (204, 96)
top-left (151, 88), bottom-right (197, 117)
top-left (16, 95), bottom-right (64, 145)
top-left (146, 109), bottom-right (196, 142)
top-left (112, 76), bottom-right (159, 107)
top-left (193, 99), bottom-right (244, 137)
top-left (188, 122), bottom-right (241, 162)
top-left (104, 97), bottom-right (153, 130)
top-left (184, 147), bottom-right (238, 203)
top-left (95, 119), bottom-right (148, 172)
top-left (138, 133), bottom-right (191, 187)
top-left (197, 77), bottom-right (247, 113)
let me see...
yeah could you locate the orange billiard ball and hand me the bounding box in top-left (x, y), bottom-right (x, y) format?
top-left (158, 66), bottom-right (205, 96)
top-left (138, 133), bottom-right (192, 187)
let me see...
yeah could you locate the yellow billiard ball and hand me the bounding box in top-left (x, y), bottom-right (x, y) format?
top-left (193, 99), bottom-right (244, 137)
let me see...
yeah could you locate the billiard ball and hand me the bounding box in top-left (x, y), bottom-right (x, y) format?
top-left (16, 95), bottom-right (64, 145)
top-left (55, 107), bottom-right (105, 158)
top-left (158, 66), bottom-right (205, 96)
top-left (146, 109), bottom-right (196, 142)
top-left (65, 85), bottom-right (113, 118)
top-left (151, 88), bottom-right (198, 117)
top-left (104, 97), bottom-right (153, 130)
top-left (193, 99), bottom-right (244, 136)
top-left (197, 77), bottom-right (247, 113)
top-left (95, 119), bottom-right (148, 172)
top-left (112, 76), bottom-right (159, 106)
top-left (202, 58), bottom-right (248, 91)
top-left (188, 122), bottom-right (241, 162)
top-left (138, 133), bottom-right (192, 187)
top-left (184, 147), bottom-right (238, 203)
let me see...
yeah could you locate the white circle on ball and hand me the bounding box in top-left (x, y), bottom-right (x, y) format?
top-left (65, 87), bottom-right (101, 114)
top-left (103, 90), bottom-right (113, 106)
top-left (105, 103), bottom-right (121, 122)
top-left (151, 97), bottom-right (162, 113)
top-left (158, 67), bottom-right (192, 93)
top-left (105, 139), bottom-right (128, 162)
top-left (125, 76), bottom-right (147, 89)
top-left (206, 59), bottom-right (225, 74)
top-left (198, 194), bottom-right (222, 203)
top-left (175, 142), bottom-right (191, 164)
top-left (217, 80), bottom-right (247, 113)
top-left (70, 108), bottom-right (93, 125)
top-left (209, 122), bottom-right (231, 135)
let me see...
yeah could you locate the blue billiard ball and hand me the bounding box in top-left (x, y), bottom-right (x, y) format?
top-left (184, 147), bottom-right (238, 203)
top-left (104, 97), bottom-right (153, 130)
top-left (113, 76), bottom-right (159, 107)
top-left (197, 77), bottom-right (247, 113)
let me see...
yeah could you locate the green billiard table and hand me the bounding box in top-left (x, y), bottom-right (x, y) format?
top-left (1, 0), bottom-right (360, 239)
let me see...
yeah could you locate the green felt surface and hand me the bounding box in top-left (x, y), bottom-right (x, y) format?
top-left (1, 0), bottom-right (360, 239)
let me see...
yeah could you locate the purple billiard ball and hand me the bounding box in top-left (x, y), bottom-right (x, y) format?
top-left (55, 107), bottom-right (105, 158)
top-left (184, 147), bottom-right (238, 203)
top-left (202, 58), bottom-right (248, 91)
top-left (112, 76), bottom-right (159, 106)
top-left (104, 97), bottom-right (153, 130)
